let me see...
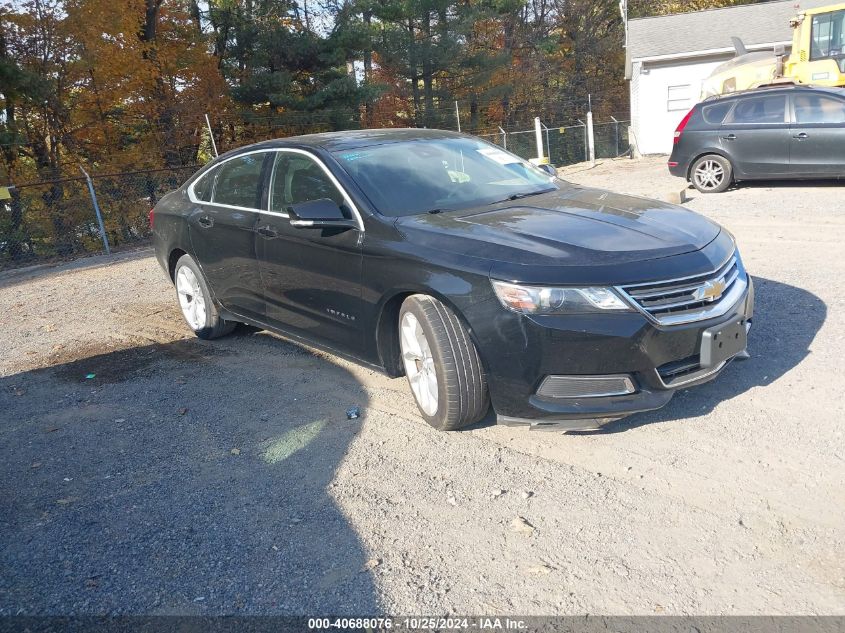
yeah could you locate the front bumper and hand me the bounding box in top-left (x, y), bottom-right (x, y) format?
top-left (469, 277), bottom-right (754, 432)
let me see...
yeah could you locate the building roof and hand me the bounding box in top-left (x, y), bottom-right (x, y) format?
top-left (626, 0), bottom-right (832, 76)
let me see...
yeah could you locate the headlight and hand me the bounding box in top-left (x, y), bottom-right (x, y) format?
top-left (491, 280), bottom-right (632, 314)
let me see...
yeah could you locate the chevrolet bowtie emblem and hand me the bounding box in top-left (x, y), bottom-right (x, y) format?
top-left (696, 278), bottom-right (726, 302)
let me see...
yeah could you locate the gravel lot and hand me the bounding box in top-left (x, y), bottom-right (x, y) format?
top-left (1, 156), bottom-right (844, 615)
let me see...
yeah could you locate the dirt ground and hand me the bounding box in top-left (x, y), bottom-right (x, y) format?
top-left (1, 157), bottom-right (844, 615)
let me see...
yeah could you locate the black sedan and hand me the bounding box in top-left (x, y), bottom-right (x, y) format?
top-left (152, 129), bottom-right (753, 431)
top-left (669, 85), bottom-right (845, 193)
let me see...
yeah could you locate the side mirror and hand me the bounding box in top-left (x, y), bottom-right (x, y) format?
top-left (288, 198), bottom-right (357, 230)
top-left (537, 163), bottom-right (557, 177)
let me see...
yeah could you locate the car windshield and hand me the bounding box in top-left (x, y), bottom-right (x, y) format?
top-left (332, 137), bottom-right (561, 217)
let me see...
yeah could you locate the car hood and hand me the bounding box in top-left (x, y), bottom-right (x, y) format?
top-left (394, 186), bottom-right (723, 282)
top-left (396, 186), bottom-right (733, 283)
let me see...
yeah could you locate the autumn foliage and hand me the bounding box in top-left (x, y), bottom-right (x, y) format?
top-left (0, 0), bottom-right (761, 263)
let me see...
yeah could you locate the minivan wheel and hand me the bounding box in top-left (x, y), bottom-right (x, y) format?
top-left (173, 254), bottom-right (236, 340)
top-left (399, 295), bottom-right (489, 431)
top-left (690, 154), bottom-right (732, 193)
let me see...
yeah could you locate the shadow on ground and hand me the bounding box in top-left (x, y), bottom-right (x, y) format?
top-left (570, 276), bottom-right (826, 434)
top-left (731, 179), bottom-right (845, 191)
top-left (0, 331), bottom-right (380, 614)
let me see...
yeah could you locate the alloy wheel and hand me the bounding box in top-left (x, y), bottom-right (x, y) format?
top-left (176, 266), bottom-right (207, 331)
top-left (693, 159), bottom-right (725, 190)
top-left (400, 311), bottom-right (439, 416)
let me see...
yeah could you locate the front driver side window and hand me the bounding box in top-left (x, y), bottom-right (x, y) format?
top-left (793, 95), bottom-right (845, 124)
top-left (269, 152), bottom-right (346, 215)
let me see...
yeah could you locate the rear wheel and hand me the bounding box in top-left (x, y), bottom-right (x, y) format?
top-left (173, 254), bottom-right (236, 340)
top-left (690, 154), bottom-right (733, 193)
top-left (399, 295), bottom-right (489, 430)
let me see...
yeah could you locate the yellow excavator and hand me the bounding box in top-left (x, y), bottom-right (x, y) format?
top-left (701, 2), bottom-right (845, 98)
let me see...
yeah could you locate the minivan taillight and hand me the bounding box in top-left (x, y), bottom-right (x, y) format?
top-left (673, 107), bottom-right (695, 145)
top-left (148, 208), bottom-right (155, 229)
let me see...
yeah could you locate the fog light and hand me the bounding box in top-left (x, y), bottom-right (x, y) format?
top-left (537, 375), bottom-right (636, 399)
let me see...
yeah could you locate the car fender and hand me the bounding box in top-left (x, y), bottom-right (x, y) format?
top-left (687, 148), bottom-right (735, 181)
top-left (372, 269), bottom-right (496, 377)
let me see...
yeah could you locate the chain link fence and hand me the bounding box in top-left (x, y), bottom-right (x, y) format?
top-left (1, 118), bottom-right (629, 271)
top-left (1, 166), bottom-right (198, 270)
top-left (477, 118), bottom-right (629, 165)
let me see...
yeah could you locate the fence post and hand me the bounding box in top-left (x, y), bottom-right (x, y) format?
top-left (577, 119), bottom-right (587, 163)
top-left (7, 186), bottom-right (25, 261)
top-left (611, 116), bottom-right (620, 157)
top-left (541, 122), bottom-right (551, 164)
top-left (79, 166), bottom-right (110, 255)
top-left (498, 126), bottom-right (507, 150)
top-left (586, 111), bottom-right (596, 166)
top-left (455, 101), bottom-right (461, 132)
top-left (533, 117), bottom-right (545, 162)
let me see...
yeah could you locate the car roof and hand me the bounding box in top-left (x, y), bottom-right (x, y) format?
top-left (216, 127), bottom-right (466, 160)
top-left (703, 85), bottom-right (845, 104)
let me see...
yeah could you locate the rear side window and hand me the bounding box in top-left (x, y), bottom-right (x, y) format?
top-left (727, 95), bottom-right (786, 124)
top-left (212, 153), bottom-right (266, 208)
top-left (793, 94), bottom-right (845, 124)
top-left (192, 169), bottom-right (215, 202)
top-left (702, 102), bottom-right (733, 125)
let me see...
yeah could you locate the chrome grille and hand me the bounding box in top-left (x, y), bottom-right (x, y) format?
top-left (537, 375), bottom-right (635, 399)
top-left (617, 255), bottom-right (747, 326)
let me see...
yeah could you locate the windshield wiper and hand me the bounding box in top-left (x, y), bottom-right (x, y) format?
top-left (507, 188), bottom-right (556, 201)
top-left (492, 188), bottom-right (556, 205)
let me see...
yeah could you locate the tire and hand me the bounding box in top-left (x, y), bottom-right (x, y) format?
top-left (690, 154), bottom-right (733, 193)
top-left (399, 295), bottom-right (489, 430)
top-left (173, 254), bottom-right (236, 340)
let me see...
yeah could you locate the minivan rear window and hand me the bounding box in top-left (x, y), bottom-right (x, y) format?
top-left (702, 102), bottom-right (733, 125)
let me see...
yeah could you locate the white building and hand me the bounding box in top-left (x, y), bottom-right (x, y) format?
top-left (626, 0), bottom-right (830, 155)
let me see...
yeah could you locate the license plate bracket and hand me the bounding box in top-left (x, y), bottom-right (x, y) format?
top-left (700, 317), bottom-right (747, 368)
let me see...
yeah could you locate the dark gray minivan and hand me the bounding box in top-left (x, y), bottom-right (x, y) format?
top-left (668, 85), bottom-right (845, 192)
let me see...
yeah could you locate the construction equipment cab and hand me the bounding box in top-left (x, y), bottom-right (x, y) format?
top-left (701, 3), bottom-right (845, 98)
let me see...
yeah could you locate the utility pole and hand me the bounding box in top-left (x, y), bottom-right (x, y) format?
top-left (619, 0), bottom-right (628, 49)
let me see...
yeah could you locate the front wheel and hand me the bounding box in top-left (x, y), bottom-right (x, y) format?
top-left (690, 154), bottom-right (733, 193)
top-left (399, 295), bottom-right (489, 430)
top-left (173, 254), bottom-right (236, 340)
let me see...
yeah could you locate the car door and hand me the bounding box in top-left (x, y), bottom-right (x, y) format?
top-left (719, 93), bottom-right (791, 178)
top-left (255, 149), bottom-right (365, 355)
top-left (789, 92), bottom-right (845, 177)
top-left (187, 151), bottom-right (268, 321)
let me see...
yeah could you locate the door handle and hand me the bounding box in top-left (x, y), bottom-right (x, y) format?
top-left (256, 225), bottom-right (278, 238)
top-left (792, 132), bottom-right (809, 139)
top-left (721, 134), bottom-right (737, 141)
top-left (197, 216), bottom-right (213, 228)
